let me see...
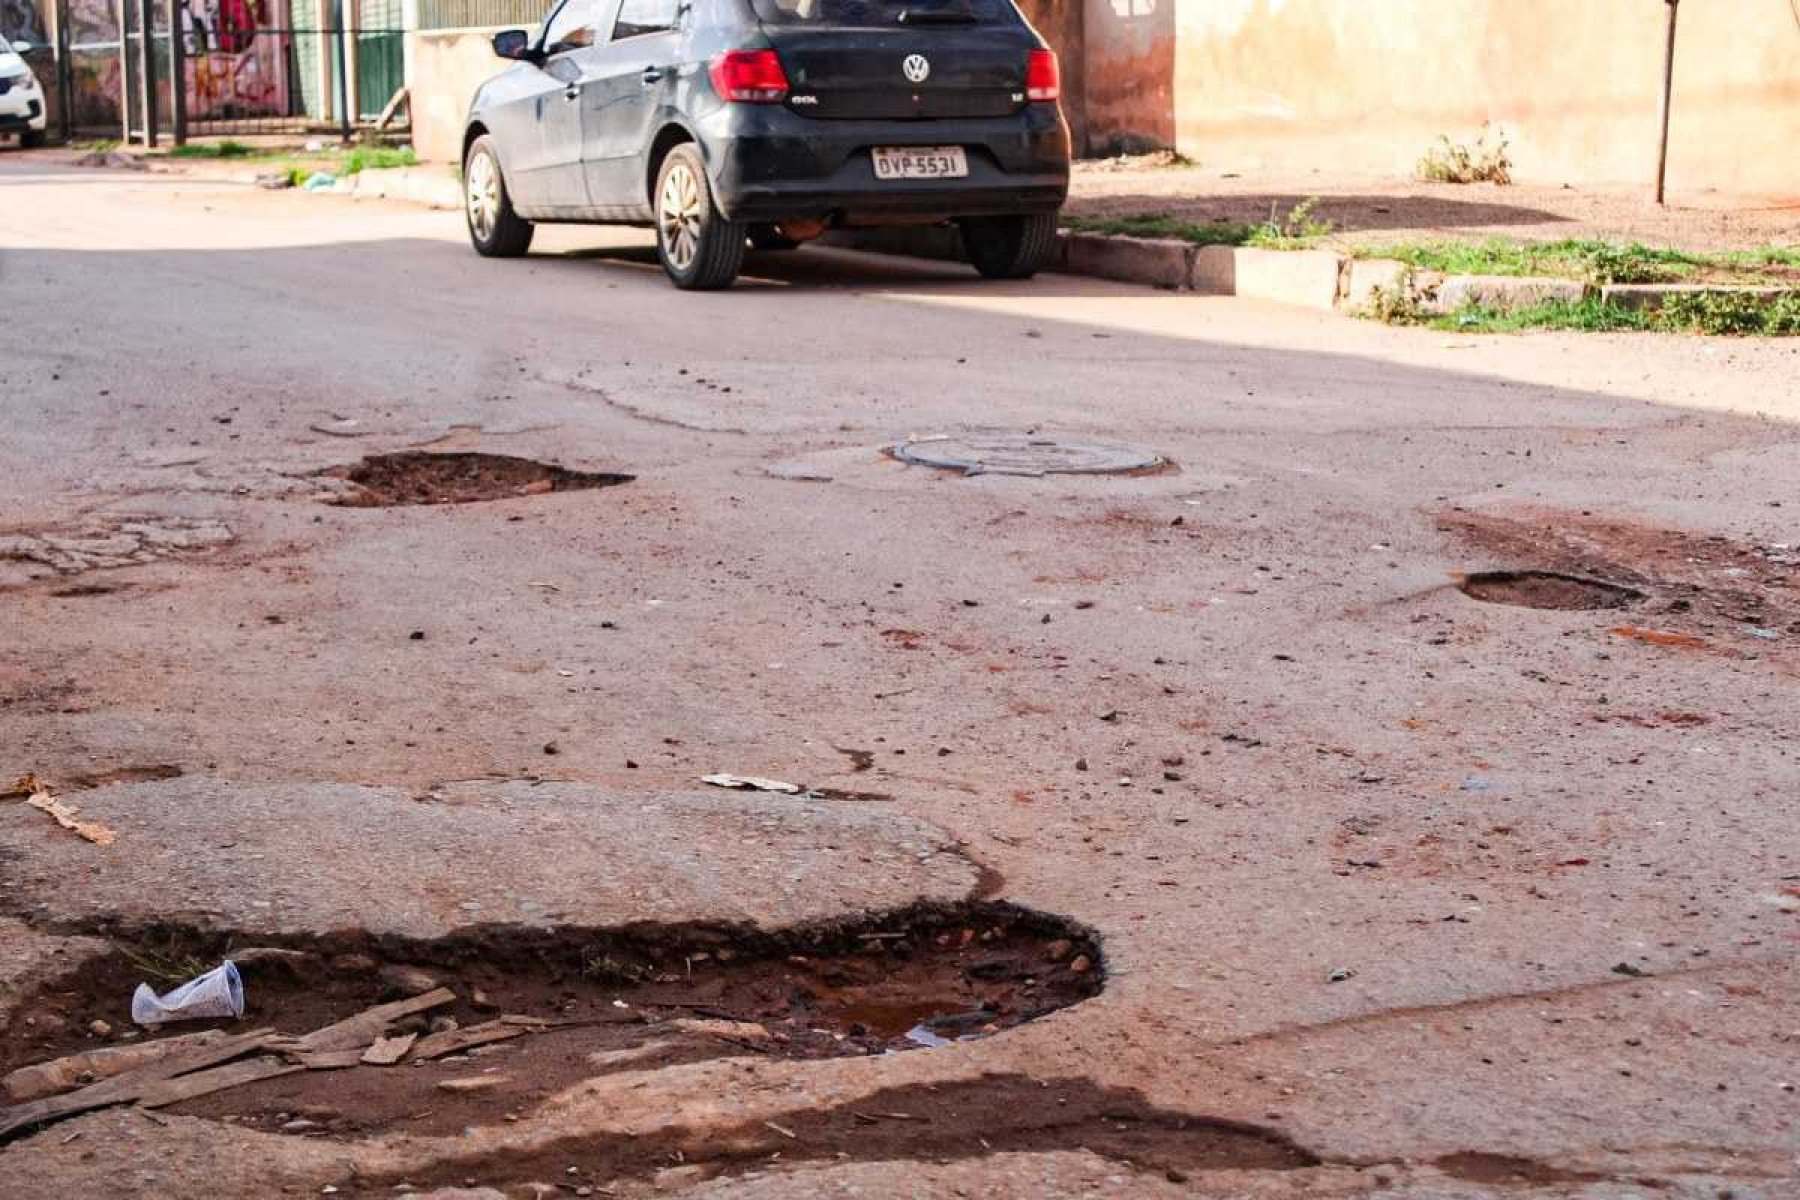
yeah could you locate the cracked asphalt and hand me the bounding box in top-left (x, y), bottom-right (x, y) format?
top-left (1, 154), bottom-right (1798, 1198)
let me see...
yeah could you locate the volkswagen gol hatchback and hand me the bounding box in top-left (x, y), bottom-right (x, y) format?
top-left (0, 34), bottom-right (48, 148)
top-left (462, 0), bottom-right (1070, 289)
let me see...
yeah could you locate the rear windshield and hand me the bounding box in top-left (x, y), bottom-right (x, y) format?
top-left (752, 0), bottom-right (1019, 27)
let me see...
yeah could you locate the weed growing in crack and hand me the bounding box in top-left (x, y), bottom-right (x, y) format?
top-left (1418, 125), bottom-right (1513, 185)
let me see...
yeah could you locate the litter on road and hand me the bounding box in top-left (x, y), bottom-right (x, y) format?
top-left (701, 773), bottom-right (801, 794)
top-left (131, 962), bottom-right (245, 1027)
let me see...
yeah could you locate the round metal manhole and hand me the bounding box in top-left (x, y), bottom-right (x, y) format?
top-left (891, 434), bottom-right (1165, 477)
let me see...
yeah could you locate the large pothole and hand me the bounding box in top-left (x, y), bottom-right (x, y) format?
top-left (0, 904), bottom-right (1100, 1142)
top-left (321, 453), bottom-right (633, 506)
top-left (1457, 570), bottom-right (1643, 611)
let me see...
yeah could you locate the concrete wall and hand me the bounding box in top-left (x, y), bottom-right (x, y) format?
top-left (1082, 0), bottom-right (1173, 154)
top-left (1158, 0), bottom-right (1800, 200)
top-left (408, 26), bottom-right (508, 164)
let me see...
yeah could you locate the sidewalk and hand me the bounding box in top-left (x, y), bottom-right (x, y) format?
top-left (1069, 155), bottom-right (1800, 256)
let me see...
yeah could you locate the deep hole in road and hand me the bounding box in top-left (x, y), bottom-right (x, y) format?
top-left (321, 452), bottom-right (633, 507)
top-left (0, 903), bottom-right (1100, 1142)
top-left (1458, 570), bottom-right (1643, 611)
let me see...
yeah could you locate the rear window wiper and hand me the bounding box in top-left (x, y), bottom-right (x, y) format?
top-left (896, 6), bottom-right (979, 23)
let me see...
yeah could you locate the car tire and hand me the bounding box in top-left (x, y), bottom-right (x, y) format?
top-left (748, 224), bottom-right (802, 252)
top-left (960, 212), bottom-right (1060, 280)
top-left (20, 129), bottom-right (46, 149)
top-left (463, 134), bottom-right (533, 259)
top-left (654, 144), bottom-right (745, 290)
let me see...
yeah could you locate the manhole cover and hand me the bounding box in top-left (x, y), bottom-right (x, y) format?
top-left (891, 434), bottom-right (1164, 477)
top-left (321, 452), bottom-right (633, 506)
top-left (1459, 570), bottom-right (1643, 611)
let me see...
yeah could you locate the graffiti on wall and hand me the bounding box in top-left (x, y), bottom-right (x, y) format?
top-left (179, 0), bottom-right (289, 118)
top-left (0, 0), bottom-right (46, 44)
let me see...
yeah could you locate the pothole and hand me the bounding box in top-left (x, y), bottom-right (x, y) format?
top-left (890, 434), bottom-right (1167, 477)
top-left (0, 903), bottom-right (1099, 1142)
top-left (320, 453), bottom-right (633, 507)
top-left (1457, 570), bottom-right (1643, 611)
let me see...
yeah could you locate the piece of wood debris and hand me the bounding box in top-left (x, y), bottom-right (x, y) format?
top-left (584, 1039), bottom-right (675, 1070)
top-left (360, 1033), bottom-right (417, 1066)
top-left (289, 1048), bottom-right (367, 1071)
top-left (24, 787), bottom-right (117, 846)
top-left (498, 1013), bottom-right (551, 1028)
top-left (667, 1018), bottom-right (770, 1042)
top-left (0, 1029), bottom-right (276, 1140)
top-left (137, 1056), bottom-right (301, 1108)
top-left (763, 1120), bottom-right (798, 1140)
top-left (409, 1020), bottom-right (525, 1061)
top-left (285, 987), bottom-right (455, 1054)
top-left (4, 1031), bottom-right (229, 1104)
top-left (435, 1074), bottom-right (506, 1093)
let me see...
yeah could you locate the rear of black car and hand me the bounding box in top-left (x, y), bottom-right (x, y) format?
top-left (700, 0), bottom-right (1070, 231)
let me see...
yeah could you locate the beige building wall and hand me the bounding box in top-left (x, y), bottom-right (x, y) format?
top-left (1161, 0), bottom-right (1800, 201)
top-left (408, 27), bottom-right (512, 164)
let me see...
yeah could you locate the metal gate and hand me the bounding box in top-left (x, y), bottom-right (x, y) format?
top-left (113, 0), bottom-right (404, 142)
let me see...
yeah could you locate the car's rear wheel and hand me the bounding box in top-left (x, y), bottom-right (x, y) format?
top-left (960, 212), bottom-right (1060, 280)
top-left (463, 134), bottom-right (533, 258)
top-left (655, 144), bottom-right (745, 290)
top-left (748, 224), bottom-right (802, 252)
top-left (20, 129), bottom-right (46, 149)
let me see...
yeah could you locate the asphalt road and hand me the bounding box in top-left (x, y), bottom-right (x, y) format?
top-left (1, 155), bottom-right (1798, 1198)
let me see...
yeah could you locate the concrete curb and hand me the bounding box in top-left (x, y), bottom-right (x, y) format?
top-left (311, 174), bottom-right (1800, 319)
top-left (338, 166), bottom-right (462, 210)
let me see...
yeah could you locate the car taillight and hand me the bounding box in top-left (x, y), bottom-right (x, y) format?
top-left (1025, 49), bottom-right (1059, 102)
top-left (710, 50), bottom-right (789, 104)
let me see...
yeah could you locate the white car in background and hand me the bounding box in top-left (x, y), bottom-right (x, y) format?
top-left (0, 33), bottom-right (47, 148)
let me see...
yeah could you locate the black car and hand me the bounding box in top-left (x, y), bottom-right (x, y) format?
top-left (462, 0), bottom-right (1070, 289)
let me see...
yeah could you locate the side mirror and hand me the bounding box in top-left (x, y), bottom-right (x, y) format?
top-left (491, 29), bottom-right (533, 61)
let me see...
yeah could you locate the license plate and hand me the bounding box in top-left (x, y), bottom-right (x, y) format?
top-left (871, 146), bottom-right (969, 181)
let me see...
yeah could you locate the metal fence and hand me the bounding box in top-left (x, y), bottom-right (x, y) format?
top-left (69, 0), bottom-right (403, 144)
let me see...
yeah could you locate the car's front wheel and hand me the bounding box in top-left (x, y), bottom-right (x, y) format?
top-left (960, 212), bottom-right (1060, 280)
top-left (463, 134), bottom-right (533, 258)
top-left (20, 128), bottom-right (46, 149)
top-left (654, 144), bottom-right (745, 290)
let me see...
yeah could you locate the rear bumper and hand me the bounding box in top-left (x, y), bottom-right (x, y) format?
top-left (703, 103), bottom-right (1069, 224)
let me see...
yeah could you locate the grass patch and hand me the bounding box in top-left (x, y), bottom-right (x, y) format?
top-left (1354, 237), bottom-right (1800, 286)
top-left (339, 145), bottom-right (417, 175)
top-left (1062, 197), bottom-right (1335, 250)
top-left (157, 139), bottom-right (260, 159)
top-left (1244, 196), bottom-right (1332, 249)
top-left (1395, 292), bottom-right (1799, 337)
top-left (1062, 213), bottom-right (1253, 247)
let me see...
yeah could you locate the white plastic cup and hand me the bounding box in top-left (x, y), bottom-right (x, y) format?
top-left (130, 961), bottom-right (245, 1027)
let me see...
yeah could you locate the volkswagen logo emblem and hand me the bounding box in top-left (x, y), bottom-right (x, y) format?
top-left (902, 54), bottom-right (931, 83)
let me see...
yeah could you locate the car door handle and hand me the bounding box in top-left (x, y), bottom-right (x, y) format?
top-left (563, 82), bottom-right (581, 101)
top-left (641, 67), bottom-right (665, 85)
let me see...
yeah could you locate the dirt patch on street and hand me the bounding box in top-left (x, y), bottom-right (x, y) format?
top-left (1439, 506), bottom-right (1798, 644)
top-left (1457, 570), bottom-right (1642, 611)
top-left (0, 904), bottom-right (1100, 1140)
top-left (322, 453), bottom-right (633, 506)
top-left (372, 1074), bottom-right (1319, 1195)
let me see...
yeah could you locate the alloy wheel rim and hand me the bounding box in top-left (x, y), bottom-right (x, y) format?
top-left (467, 151), bottom-right (499, 242)
top-left (659, 163), bottom-right (702, 272)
